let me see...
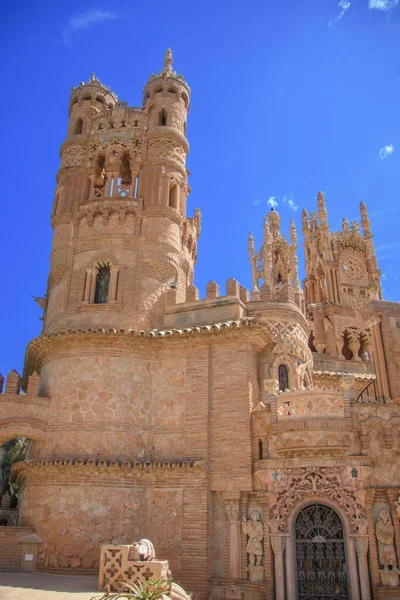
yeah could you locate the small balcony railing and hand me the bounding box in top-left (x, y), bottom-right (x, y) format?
top-left (355, 379), bottom-right (385, 404)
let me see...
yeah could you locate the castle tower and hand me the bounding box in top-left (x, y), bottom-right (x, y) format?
top-left (45, 50), bottom-right (200, 335)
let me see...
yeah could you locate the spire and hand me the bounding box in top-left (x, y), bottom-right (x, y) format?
top-left (317, 190), bottom-right (328, 225)
top-left (267, 207), bottom-right (281, 239)
top-left (342, 217), bottom-right (350, 233)
top-left (360, 201), bottom-right (371, 236)
top-left (164, 48), bottom-right (173, 76)
top-left (290, 218), bottom-right (297, 247)
top-left (302, 208), bottom-right (309, 232)
top-left (248, 231), bottom-right (255, 257)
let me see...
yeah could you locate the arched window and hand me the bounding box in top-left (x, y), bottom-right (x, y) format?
top-left (278, 364), bottom-right (289, 392)
top-left (74, 118), bottom-right (83, 135)
top-left (159, 110), bottom-right (167, 126)
top-left (168, 181), bottom-right (179, 210)
top-left (94, 265), bottom-right (110, 304)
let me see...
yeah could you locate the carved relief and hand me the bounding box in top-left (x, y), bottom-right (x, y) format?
top-left (62, 146), bottom-right (86, 167)
top-left (266, 467), bottom-right (366, 533)
top-left (276, 391), bottom-right (344, 420)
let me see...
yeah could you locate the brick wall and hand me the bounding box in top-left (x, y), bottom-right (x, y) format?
top-left (0, 526), bottom-right (35, 571)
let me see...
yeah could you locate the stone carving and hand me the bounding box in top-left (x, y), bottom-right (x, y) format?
top-left (267, 467), bottom-right (366, 533)
top-left (224, 500), bottom-right (240, 523)
top-left (242, 511), bottom-right (264, 582)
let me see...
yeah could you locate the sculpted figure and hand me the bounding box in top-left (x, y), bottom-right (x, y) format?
top-left (242, 511), bottom-right (263, 567)
top-left (375, 509), bottom-right (397, 571)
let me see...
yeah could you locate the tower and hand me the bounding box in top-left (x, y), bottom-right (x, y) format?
top-left (45, 49), bottom-right (200, 335)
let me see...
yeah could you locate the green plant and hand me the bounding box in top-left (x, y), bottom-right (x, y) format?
top-left (92, 578), bottom-right (171, 600)
top-left (9, 482), bottom-right (20, 497)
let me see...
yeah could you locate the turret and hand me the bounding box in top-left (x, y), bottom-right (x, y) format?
top-left (43, 50), bottom-right (200, 335)
top-left (141, 49), bottom-right (191, 216)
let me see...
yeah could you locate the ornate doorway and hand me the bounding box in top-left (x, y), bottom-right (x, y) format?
top-left (295, 503), bottom-right (349, 600)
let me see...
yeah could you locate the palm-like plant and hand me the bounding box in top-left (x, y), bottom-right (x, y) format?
top-left (92, 578), bottom-right (171, 600)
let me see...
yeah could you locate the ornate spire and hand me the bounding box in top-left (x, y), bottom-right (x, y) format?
top-left (164, 48), bottom-right (173, 76)
top-left (302, 208), bottom-right (309, 232)
top-left (342, 217), bottom-right (350, 234)
top-left (248, 231), bottom-right (255, 257)
top-left (290, 219), bottom-right (298, 247)
top-left (360, 201), bottom-right (371, 236)
top-left (317, 190), bottom-right (328, 225)
top-left (267, 207), bottom-right (281, 239)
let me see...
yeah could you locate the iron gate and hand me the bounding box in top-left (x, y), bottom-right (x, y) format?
top-left (295, 504), bottom-right (349, 600)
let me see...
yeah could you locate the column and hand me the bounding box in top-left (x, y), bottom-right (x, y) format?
top-left (370, 319), bottom-right (390, 400)
top-left (108, 267), bottom-right (119, 303)
top-left (224, 499), bottom-right (241, 580)
top-left (82, 269), bottom-right (92, 303)
top-left (324, 267), bottom-right (333, 302)
top-left (89, 268), bottom-right (98, 303)
top-left (270, 534), bottom-right (287, 600)
top-left (373, 321), bottom-right (390, 399)
top-left (352, 536), bottom-right (370, 600)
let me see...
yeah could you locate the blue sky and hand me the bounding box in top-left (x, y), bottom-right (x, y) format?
top-left (1, 0), bottom-right (400, 375)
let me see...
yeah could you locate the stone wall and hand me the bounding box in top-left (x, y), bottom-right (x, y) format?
top-left (16, 462), bottom-right (208, 597)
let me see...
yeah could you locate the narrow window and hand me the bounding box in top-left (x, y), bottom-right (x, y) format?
top-left (94, 266), bottom-right (110, 304)
top-left (159, 110), bottom-right (167, 126)
top-left (134, 176), bottom-right (139, 198)
top-left (258, 439), bottom-right (263, 460)
top-left (74, 118), bottom-right (83, 135)
top-left (183, 121), bottom-right (187, 136)
top-left (168, 182), bottom-right (179, 210)
top-left (278, 364), bottom-right (289, 392)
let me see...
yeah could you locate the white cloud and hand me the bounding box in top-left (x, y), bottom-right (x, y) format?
top-left (282, 193), bottom-right (299, 211)
top-left (378, 144), bottom-right (394, 160)
top-left (268, 196), bottom-right (279, 209)
top-left (329, 0), bottom-right (351, 27)
top-left (253, 199), bottom-right (262, 206)
top-left (63, 10), bottom-right (120, 44)
top-left (369, 0), bottom-right (398, 10)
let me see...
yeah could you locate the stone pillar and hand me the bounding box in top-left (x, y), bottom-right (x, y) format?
top-left (352, 535), bottom-right (371, 600)
top-left (224, 499), bottom-right (242, 580)
top-left (270, 534), bottom-right (287, 600)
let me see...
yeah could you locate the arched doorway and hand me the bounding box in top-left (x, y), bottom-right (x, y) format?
top-left (295, 503), bottom-right (349, 599)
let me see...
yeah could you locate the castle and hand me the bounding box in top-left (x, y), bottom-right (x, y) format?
top-left (1, 49), bottom-right (400, 600)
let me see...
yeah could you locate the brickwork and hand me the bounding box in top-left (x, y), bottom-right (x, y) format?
top-left (1, 49), bottom-right (400, 600)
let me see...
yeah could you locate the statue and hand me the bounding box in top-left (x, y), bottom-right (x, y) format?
top-left (242, 511), bottom-right (264, 582)
top-left (395, 494), bottom-right (400, 521)
top-left (375, 509), bottom-right (399, 587)
top-left (376, 509), bottom-right (397, 571)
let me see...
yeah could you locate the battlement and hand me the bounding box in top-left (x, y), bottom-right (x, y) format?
top-left (163, 278), bottom-right (305, 330)
top-left (0, 371), bottom-right (50, 446)
top-left (0, 370), bottom-right (46, 399)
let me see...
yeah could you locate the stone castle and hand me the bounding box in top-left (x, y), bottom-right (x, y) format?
top-left (1, 49), bottom-right (400, 600)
